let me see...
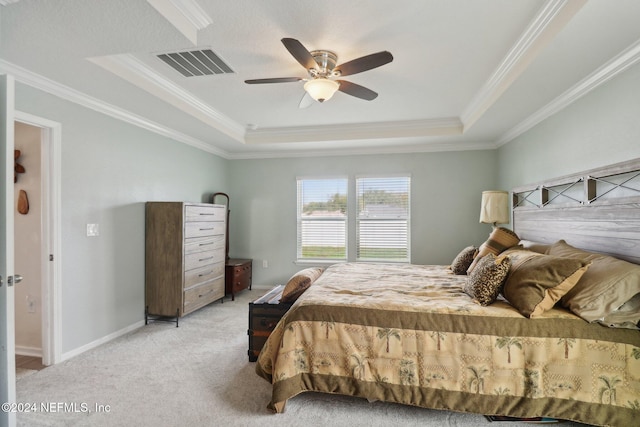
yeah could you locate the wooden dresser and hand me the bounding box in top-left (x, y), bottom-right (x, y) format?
top-left (225, 258), bottom-right (252, 300)
top-left (145, 202), bottom-right (226, 324)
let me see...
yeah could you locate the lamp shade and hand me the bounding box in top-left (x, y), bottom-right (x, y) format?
top-left (479, 190), bottom-right (510, 225)
top-left (304, 78), bottom-right (339, 102)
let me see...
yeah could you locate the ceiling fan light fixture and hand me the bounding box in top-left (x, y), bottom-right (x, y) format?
top-left (304, 78), bottom-right (339, 103)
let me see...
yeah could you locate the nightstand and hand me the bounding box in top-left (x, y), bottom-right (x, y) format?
top-left (225, 258), bottom-right (252, 300)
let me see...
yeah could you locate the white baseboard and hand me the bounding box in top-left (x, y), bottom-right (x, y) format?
top-left (61, 320), bottom-right (145, 362)
top-left (15, 345), bottom-right (42, 358)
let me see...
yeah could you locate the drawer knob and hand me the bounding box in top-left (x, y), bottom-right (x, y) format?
top-left (199, 288), bottom-right (214, 298)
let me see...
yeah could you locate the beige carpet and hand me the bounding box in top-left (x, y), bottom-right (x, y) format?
top-left (16, 289), bottom-right (587, 427)
top-left (15, 368), bottom-right (37, 380)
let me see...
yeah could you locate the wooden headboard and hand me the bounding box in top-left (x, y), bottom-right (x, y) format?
top-left (512, 158), bottom-right (640, 265)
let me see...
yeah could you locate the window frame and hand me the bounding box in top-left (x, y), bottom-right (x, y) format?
top-left (355, 174), bottom-right (411, 263)
top-left (296, 174), bottom-right (411, 264)
top-left (296, 176), bottom-right (349, 263)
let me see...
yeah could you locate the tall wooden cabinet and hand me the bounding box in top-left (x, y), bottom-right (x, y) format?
top-left (145, 202), bottom-right (226, 321)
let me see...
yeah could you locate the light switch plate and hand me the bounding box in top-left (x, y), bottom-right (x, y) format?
top-left (87, 223), bottom-right (99, 237)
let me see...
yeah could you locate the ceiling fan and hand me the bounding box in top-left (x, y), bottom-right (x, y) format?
top-left (245, 38), bottom-right (393, 107)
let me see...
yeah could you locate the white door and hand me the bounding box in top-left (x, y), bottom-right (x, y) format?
top-left (1, 74), bottom-right (17, 427)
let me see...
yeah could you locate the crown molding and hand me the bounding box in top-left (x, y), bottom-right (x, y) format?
top-left (245, 117), bottom-right (463, 144)
top-left (0, 58), bottom-right (231, 158)
top-left (168, 0), bottom-right (212, 29)
top-left (88, 53), bottom-right (246, 142)
top-left (496, 37), bottom-right (640, 146)
top-left (146, 0), bottom-right (212, 45)
top-left (461, 0), bottom-right (586, 131)
top-left (227, 140), bottom-right (497, 160)
top-left (90, 54), bottom-right (466, 146)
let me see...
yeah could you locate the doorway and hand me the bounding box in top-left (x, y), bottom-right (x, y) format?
top-left (13, 112), bottom-right (61, 366)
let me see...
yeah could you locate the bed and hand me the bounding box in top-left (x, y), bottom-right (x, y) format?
top-left (255, 158), bottom-right (640, 427)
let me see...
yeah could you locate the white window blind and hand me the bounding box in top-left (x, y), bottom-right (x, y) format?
top-left (297, 178), bottom-right (348, 261)
top-left (356, 176), bottom-right (410, 262)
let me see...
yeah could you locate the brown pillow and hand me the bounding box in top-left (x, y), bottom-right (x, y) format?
top-left (546, 240), bottom-right (640, 322)
top-left (450, 246), bottom-right (478, 275)
top-left (519, 239), bottom-right (550, 254)
top-left (501, 249), bottom-right (590, 318)
top-left (467, 227), bottom-right (520, 273)
top-left (599, 293), bottom-right (640, 330)
top-left (463, 253), bottom-right (511, 306)
top-left (280, 267), bottom-right (324, 303)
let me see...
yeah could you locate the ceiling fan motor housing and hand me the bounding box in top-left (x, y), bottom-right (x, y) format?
top-left (309, 50), bottom-right (339, 77)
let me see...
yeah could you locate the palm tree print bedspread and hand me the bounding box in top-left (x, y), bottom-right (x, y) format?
top-left (256, 263), bottom-right (640, 426)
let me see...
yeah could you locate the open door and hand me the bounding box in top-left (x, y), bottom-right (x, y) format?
top-left (1, 74), bottom-right (17, 427)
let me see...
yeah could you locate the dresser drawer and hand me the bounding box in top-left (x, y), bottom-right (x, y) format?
top-left (184, 221), bottom-right (225, 239)
top-left (183, 277), bottom-right (224, 314)
top-left (229, 270), bottom-right (251, 293)
top-left (185, 205), bottom-right (225, 222)
top-left (230, 262), bottom-right (252, 277)
top-left (184, 235), bottom-right (225, 255)
top-left (185, 249), bottom-right (224, 271)
top-left (184, 261), bottom-right (224, 288)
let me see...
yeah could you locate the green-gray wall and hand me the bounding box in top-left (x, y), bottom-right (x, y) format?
top-left (227, 151), bottom-right (498, 288)
top-left (15, 84), bottom-right (228, 354)
top-left (498, 61), bottom-right (640, 190)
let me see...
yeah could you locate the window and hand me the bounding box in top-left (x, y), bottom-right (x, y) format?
top-left (297, 178), bottom-right (348, 261)
top-left (356, 176), bottom-right (410, 262)
top-left (297, 175), bottom-right (411, 263)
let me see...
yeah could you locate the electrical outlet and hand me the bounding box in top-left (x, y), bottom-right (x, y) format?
top-left (87, 223), bottom-right (99, 237)
top-left (262, 260), bottom-right (268, 268)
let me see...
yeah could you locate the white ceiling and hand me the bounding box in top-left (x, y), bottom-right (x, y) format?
top-left (1, 0), bottom-right (640, 158)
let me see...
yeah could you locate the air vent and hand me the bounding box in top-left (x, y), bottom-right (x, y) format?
top-left (157, 49), bottom-right (234, 77)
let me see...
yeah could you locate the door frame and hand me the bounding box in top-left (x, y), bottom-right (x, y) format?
top-left (1, 73), bottom-right (17, 427)
top-left (14, 111), bottom-right (62, 366)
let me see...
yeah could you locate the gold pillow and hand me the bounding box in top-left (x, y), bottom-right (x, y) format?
top-left (280, 267), bottom-right (325, 303)
top-left (467, 227), bottom-right (520, 273)
top-left (546, 240), bottom-right (640, 322)
top-left (501, 248), bottom-right (590, 318)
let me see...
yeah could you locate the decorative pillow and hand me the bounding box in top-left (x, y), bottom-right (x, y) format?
top-left (598, 293), bottom-right (640, 330)
top-left (546, 240), bottom-right (640, 322)
top-left (280, 267), bottom-right (325, 303)
top-left (467, 227), bottom-right (520, 273)
top-left (519, 239), bottom-right (551, 254)
top-left (463, 253), bottom-right (511, 306)
top-left (450, 246), bottom-right (478, 275)
top-left (501, 248), bottom-right (591, 318)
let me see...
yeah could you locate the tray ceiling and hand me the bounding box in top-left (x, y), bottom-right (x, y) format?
top-left (1, 0), bottom-right (639, 158)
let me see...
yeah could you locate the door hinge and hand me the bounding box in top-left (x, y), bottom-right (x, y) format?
top-left (50, 254), bottom-right (54, 261)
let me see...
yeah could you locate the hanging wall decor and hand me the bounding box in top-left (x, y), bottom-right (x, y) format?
top-left (14, 150), bottom-right (29, 214)
top-left (18, 190), bottom-right (29, 215)
top-left (14, 149), bottom-right (25, 183)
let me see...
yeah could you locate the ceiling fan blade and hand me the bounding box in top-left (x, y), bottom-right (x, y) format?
top-left (337, 80), bottom-right (378, 101)
top-left (244, 77), bottom-right (302, 84)
top-left (281, 38), bottom-right (318, 70)
top-left (298, 92), bottom-right (315, 109)
top-left (334, 51), bottom-right (393, 76)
